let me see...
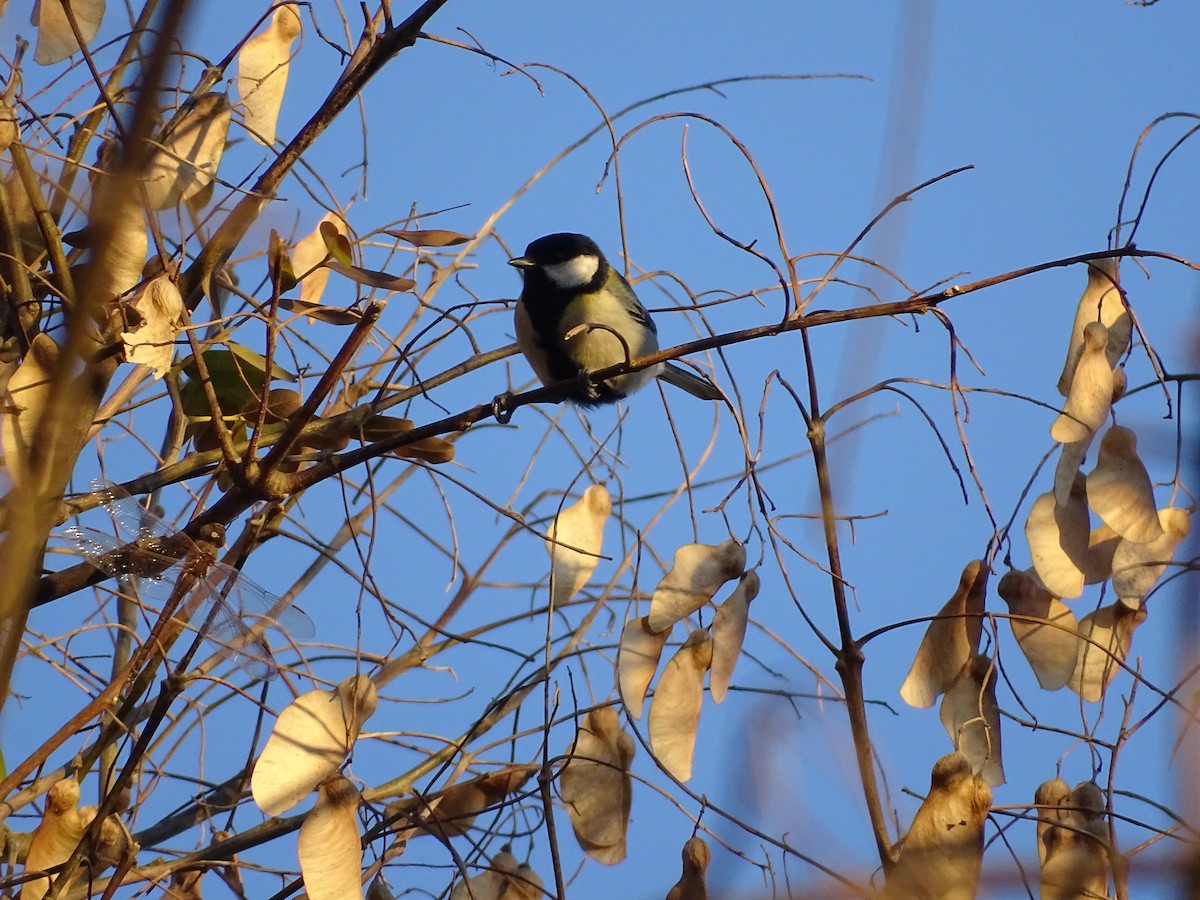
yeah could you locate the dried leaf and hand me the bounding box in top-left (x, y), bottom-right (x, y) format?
top-left (236, 5), bottom-right (302, 146)
top-left (0, 102), bottom-right (19, 153)
top-left (33, 0), bottom-right (104, 65)
top-left (1052, 436), bottom-right (1090, 508)
top-left (252, 675), bottom-right (378, 816)
top-left (2, 333), bottom-right (59, 489)
top-left (648, 630), bottom-right (713, 782)
top-left (386, 228), bottom-right (472, 247)
top-left (546, 485), bottom-right (611, 607)
top-left (1110, 507), bottom-right (1190, 608)
top-left (186, 177), bottom-right (216, 213)
top-left (709, 570), bottom-right (760, 704)
top-left (403, 767), bottom-right (535, 839)
top-left (1039, 781), bottom-right (1109, 900)
top-left (647, 539), bottom-right (746, 634)
top-left (617, 615), bottom-right (668, 719)
top-left (1068, 603), bottom-right (1147, 702)
top-left (164, 869), bottom-right (204, 900)
top-left (1085, 426), bottom-right (1162, 543)
top-left (22, 779), bottom-right (86, 900)
top-left (120, 274), bottom-right (184, 379)
top-left (560, 706), bottom-right (635, 865)
top-left (450, 846), bottom-right (542, 900)
top-left (86, 179), bottom-right (148, 301)
top-left (1034, 778), bottom-right (1072, 868)
top-left (997, 569), bottom-right (1078, 691)
top-left (143, 93), bottom-right (232, 210)
top-left (339, 415), bottom-right (455, 462)
top-left (83, 805), bottom-right (128, 870)
top-left (885, 753), bottom-right (991, 900)
top-left (366, 876), bottom-right (395, 900)
top-left (1082, 523), bottom-right (1121, 585)
top-left (3, 168), bottom-right (45, 260)
top-left (358, 415), bottom-right (414, 439)
top-left (326, 259), bottom-right (416, 293)
top-left (242, 388), bottom-right (302, 423)
top-left (280, 297), bottom-right (365, 325)
top-left (1110, 366), bottom-right (1127, 403)
top-left (1057, 258), bottom-right (1128, 397)
top-left (1051, 322), bottom-right (1113, 444)
top-left (325, 381), bottom-right (373, 417)
top-left (899, 559), bottom-right (988, 709)
top-left (939, 654), bottom-right (1004, 786)
top-left (1025, 480), bottom-right (1089, 600)
top-left (297, 776), bottom-right (362, 900)
top-left (399, 439), bottom-right (455, 464)
top-left (665, 836), bottom-right (710, 900)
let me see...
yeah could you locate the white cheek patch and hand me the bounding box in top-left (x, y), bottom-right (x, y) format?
top-left (543, 254), bottom-right (599, 289)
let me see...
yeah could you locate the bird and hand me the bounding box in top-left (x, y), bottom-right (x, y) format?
top-left (509, 232), bottom-right (722, 407)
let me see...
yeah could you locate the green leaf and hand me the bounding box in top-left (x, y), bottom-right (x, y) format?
top-left (178, 343), bottom-right (296, 417)
top-left (320, 220), bottom-right (353, 267)
top-left (269, 230), bottom-right (300, 293)
top-left (180, 343), bottom-right (296, 383)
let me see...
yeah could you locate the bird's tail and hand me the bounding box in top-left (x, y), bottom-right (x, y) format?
top-left (657, 362), bottom-right (723, 401)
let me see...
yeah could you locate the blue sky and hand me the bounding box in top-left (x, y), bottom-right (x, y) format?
top-left (9, 1), bottom-right (1200, 897)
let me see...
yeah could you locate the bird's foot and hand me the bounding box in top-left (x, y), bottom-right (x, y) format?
top-left (577, 370), bottom-right (602, 403)
top-left (492, 392), bottom-right (516, 424)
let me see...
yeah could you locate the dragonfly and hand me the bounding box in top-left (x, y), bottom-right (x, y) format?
top-left (63, 484), bottom-right (314, 680)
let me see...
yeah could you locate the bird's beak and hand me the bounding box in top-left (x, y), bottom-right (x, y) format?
top-left (508, 256), bottom-right (535, 270)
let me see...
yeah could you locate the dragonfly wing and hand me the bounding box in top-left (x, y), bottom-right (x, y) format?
top-left (184, 589), bottom-right (280, 680)
top-left (190, 562), bottom-right (316, 679)
top-left (206, 560), bottom-right (316, 641)
top-left (87, 482), bottom-right (171, 539)
top-left (269, 603), bottom-right (315, 641)
top-left (63, 525), bottom-right (182, 594)
top-left (62, 525), bottom-right (124, 572)
top-left (69, 483), bottom-right (310, 680)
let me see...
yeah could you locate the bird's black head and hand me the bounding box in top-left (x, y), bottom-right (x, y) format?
top-left (516, 232), bottom-right (602, 265)
top-left (509, 232), bottom-right (607, 291)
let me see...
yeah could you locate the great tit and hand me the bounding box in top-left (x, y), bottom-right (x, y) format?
top-left (509, 232), bottom-right (722, 406)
